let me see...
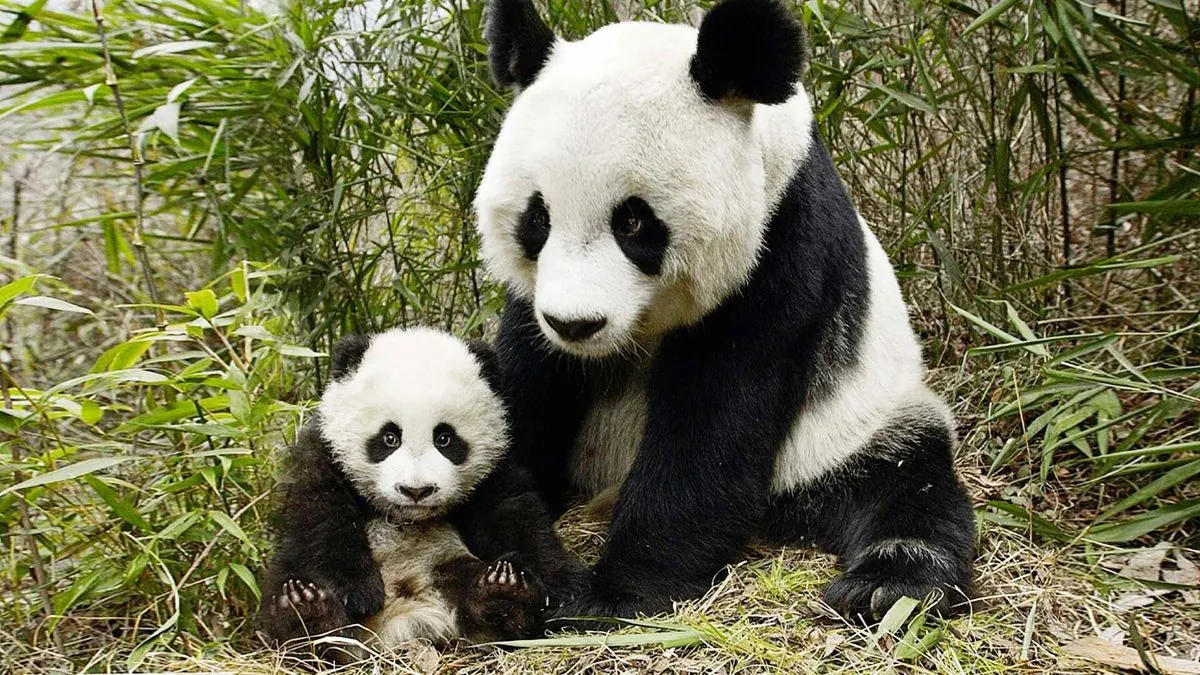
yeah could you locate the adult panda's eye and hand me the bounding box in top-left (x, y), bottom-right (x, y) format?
top-left (615, 214), bottom-right (643, 239)
top-left (434, 431), bottom-right (453, 449)
top-left (517, 192), bottom-right (551, 260)
top-left (383, 431), bottom-right (401, 448)
top-left (611, 197), bottom-right (669, 276)
top-left (529, 205), bottom-right (549, 232)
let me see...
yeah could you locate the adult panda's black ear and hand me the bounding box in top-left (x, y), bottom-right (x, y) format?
top-left (689, 0), bottom-right (808, 105)
top-left (330, 334), bottom-right (372, 382)
top-left (466, 340), bottom-right (504, 394)
top-left (486, 0), bottom-right (556, 89)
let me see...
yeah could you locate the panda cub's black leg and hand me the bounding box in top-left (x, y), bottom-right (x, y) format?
top-left (259, 578), bottom-right (352, 649)
top-left (461, 555), bottom-right (547, 641)
top-left (766, 416), bottom-right (976, 621)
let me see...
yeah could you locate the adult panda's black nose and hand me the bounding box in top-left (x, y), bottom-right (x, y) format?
top-left (397, 484), bottom-right (438, 503)
top-left (543, 313), bottom-right (607, 341)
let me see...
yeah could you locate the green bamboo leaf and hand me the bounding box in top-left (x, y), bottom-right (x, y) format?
top-left (84, 476), bottom-right (153, 533)
top-left (13, 295), bottom-right (93, 315)
top-left (131, 40), bottom-right (219, 59)
top-left (209, 510), bottom-right (252, 546)
top-left (1110, 199), bottom-right (1200, 216)
top-left (1087, 500), bottom-right (1200, 543)
top-left (185, 289), bottom-right (219, 319)
top-left (1095, 461), bottom-right (1200, 523)
top-left (0, 275), bottom-right (44, 308)
top-left (963, 0), bottom-right (1019, 35)
top-left (876, 596), bottom-right (920, 637)
top-left (2, 456), bottom-right (138, 496)
top-left (229, 563), bottom-right (261, 600)
top-left (1, 0), bottom-right (48, 42)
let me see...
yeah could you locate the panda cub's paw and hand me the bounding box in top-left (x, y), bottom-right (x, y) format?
top-left (264, 578), bottom-right (348, 639)
top-left (466, 555), bottom-right (547, 640)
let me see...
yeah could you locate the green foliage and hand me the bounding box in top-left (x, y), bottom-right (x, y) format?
top-left (0, 0), bottom-right (1196, 667)
top-left (1, 265), bottom-right (311, 665)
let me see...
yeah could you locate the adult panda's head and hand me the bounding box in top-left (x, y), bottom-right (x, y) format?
top-left (475, 0), bottom-right (814, 358)
top-left (317, 328), bottom-right (507, 521)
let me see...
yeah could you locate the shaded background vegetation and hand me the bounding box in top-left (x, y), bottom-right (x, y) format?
top-left (0, 0), bottom-right (1196, 669)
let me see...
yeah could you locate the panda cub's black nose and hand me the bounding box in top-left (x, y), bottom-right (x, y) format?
top-left (543, 313), bottom-right (607, 341)
top-left (397, 484), bottom-right (438, 503)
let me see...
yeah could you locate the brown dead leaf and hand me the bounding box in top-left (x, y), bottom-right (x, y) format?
top-left (1118, 542), bottom-right (1173, 582)
top-left (1062, 636), bottom-right (1200, 675)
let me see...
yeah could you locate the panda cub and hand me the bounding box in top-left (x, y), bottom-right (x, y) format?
top-left (258, 327), bottom-right (581, 656)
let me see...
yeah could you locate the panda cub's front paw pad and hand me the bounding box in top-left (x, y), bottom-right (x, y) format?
top-left (467, 557), bottom-right (548, 638)
top-left (481, 559), bottom-right (526, 590)
top-left (277, 579), bottom-right (336, 618)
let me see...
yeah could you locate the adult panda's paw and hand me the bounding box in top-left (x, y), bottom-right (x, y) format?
top-left (822, 539), bottom-right (972, 622)
top-left (823, 572), bottom-right (955, 621)
top-left (547, 588), bottom-right (673, 633)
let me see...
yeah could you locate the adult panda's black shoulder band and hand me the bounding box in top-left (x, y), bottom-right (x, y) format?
top-left (690, 0), bottom-right (808, 105)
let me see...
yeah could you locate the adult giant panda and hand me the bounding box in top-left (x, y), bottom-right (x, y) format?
top-left (474, 0), bottom-right (976, 622)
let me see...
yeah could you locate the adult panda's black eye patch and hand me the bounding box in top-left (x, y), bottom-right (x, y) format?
top-left (367, 421), bottom-right (403, 463)
top-left (611, 197), bottom-right (669, 275)
top-left (432, 422), bottom-right (469, 464)
top-left (516, 192), bottom-right (550, 260)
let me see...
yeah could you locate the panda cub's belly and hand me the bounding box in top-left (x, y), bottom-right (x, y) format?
top-left (361, 519), bottom-right (468, 646)
top-left (571, 368), bottom-right (648, 498)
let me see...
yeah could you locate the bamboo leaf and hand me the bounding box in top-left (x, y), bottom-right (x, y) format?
top-left (13, 295), bottom-right (93, 315)
top-left (963, 0), bottom-right (1019, 35)
top-left (2, 457), bottom-right (138, 496)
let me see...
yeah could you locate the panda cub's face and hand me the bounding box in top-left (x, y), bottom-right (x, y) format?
top-left (476, 1), bottom-right (812, 359)
top-left (318, 328), bottom-right (507, 521)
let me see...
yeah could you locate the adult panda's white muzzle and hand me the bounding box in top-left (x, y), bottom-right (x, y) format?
top-left (532, 234), bottom-right (655, 358)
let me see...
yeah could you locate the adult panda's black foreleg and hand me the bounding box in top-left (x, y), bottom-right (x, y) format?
top-left (552, 326), bottom-right (803, 622)
top-left (494, 294), bottom-right (593, 515)
top-left (764, 414), bottom-right (976, 621)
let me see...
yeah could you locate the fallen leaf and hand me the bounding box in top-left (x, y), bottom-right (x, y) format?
top-left (1062, 636), bottom-right (1200, 674)
top-left (1117, 542), bottom-right (1172, 582)
top-left (1098, 625), bottom-right (1125, 645)
top-left (1163, 551), bottom-right (1199, 587)
top-left (1114, 590), bottom-right (1169, 610)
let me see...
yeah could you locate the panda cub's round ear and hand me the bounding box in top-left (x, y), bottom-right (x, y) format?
top-left (329, 334), bottom-right (372, 382)
top-left (486, 0), bottom-right (556, 90)
top-left (689, 0), bottom-right (809, 105)
top-left (466, 340), bottom-right (504, 394)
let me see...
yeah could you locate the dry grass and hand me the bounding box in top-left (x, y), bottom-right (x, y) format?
top-left (5, 409), bottom-right (1198, 675)
top-left (6, 531), bottom-right (1196, 674)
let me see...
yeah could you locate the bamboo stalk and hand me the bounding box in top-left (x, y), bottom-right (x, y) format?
top-left (90, 0), bottom-right (166, 331)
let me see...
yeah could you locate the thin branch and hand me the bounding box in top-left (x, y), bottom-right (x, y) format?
top-left (90, 0), bottom-right (166, 331)
top-left (1, 367), bottom-right (62, 652)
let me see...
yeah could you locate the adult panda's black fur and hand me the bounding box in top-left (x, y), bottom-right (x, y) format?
top-left (257, 328), bottom-right (586, 657)
top-left (476, 0), bottom-right (976, 624)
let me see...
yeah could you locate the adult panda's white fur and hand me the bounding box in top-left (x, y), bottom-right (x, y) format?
top-left (476, 0), bottom-right (975, 623)
top-left (476, 24), bottom-right (814, 356)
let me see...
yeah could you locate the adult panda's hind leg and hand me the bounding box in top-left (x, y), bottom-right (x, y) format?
top-left (765, 411), bottom-right (976, 621)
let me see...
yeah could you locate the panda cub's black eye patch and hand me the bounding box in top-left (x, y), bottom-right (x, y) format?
top-left (367, 422), bottom-right (402, 463)
top-left (611, 197), bottom-right (669, 275)
top-left (432, 422), bottom-right (469, 465)
top-left (516, 192), bottom-right (551, 260)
